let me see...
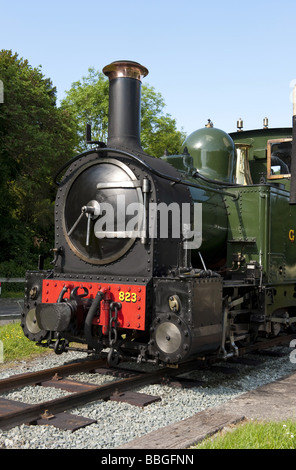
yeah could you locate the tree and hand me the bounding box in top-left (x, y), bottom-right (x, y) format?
top-left (61, 67), bottom-right (186, 157)
top-left (60, 67), bottom-right (109, 153)
top-left (141, 84), bottom-right (186, 156)
top-left (0, 50), bottom-right (76, 273)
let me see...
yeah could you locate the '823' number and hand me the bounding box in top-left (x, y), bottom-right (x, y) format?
top-left (119, 291), bottom-right (137, 303)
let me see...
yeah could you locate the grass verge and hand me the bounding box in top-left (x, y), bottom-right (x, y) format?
top-left (194, 419), bottom-right (296, 449)
top-left (0, 322), bottom-right (51, 363)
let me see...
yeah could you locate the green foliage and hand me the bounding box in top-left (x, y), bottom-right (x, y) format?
top-left (61, 67), bottom-right (186, 157)
top-left (140, 84), bottom-right (186, 156)
top-left (195, 420), bottom-right (296, 449)
top-left (60, 67), bottom-right (109, 153)
top-left (0, 281), bottom-right (24, 297)
top-left (0, 50), bottom-right (76, 271)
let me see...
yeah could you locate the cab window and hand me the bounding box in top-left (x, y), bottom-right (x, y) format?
top-left (267, 139), bottom-right (292, 179)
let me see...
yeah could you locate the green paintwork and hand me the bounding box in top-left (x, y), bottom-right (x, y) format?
top-left (186, 182), bottom-right (228, 267)
top-left (230, 127), bottom-right (292, 188)
top-left (230, 128), bottom-right (292, 159)
top-left (224, 185), bottom-right (296, 283)
top-left (161, 151), bottom-right (229, 267)
top-left (224, 184), bottom-right (296, 316)
top-left (161, 153), bottom-right (194, 173)
top-left (162, 125), bottom-right (296, 317)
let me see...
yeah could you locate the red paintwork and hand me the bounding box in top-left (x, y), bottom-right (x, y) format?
top-left (41, 280), bottom-right (146, 332)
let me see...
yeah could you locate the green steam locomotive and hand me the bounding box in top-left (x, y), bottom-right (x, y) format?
top-left (22, 61), bottom-right (296, 365)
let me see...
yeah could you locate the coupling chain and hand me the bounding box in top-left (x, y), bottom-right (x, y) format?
top-left (107, 301), bottom-right (122, 366)
top-left (109, 302), bottom-right (119, 347)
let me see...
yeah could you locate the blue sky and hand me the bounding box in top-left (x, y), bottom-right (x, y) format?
top-left (1, 0), bottom-right (295, 136)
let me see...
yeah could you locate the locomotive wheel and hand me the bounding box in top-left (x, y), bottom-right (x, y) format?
top-left (21, 304), bottom-right (49, 342)
top-left (26, 308), bottom-right (40, 334)
top-left (151, 314), bottom-right (191, 363)
top-left (155, 322), bottom-right (182, 354)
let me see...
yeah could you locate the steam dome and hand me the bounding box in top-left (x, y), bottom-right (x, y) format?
top-left (182, 125), bottom-right (236, 183)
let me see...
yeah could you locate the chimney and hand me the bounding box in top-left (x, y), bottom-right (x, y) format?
top-left (103, 60), bottom-right (148, 152)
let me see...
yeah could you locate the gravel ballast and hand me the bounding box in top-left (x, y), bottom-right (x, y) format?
top-left (0, 348), bottom-right (295, 449)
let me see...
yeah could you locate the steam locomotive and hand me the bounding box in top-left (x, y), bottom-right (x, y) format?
top-left (21, 60), bottom-right (296, 366)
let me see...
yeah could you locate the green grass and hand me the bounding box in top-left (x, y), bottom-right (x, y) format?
top-left (194, 420), bottom-right (296, 449)
top-left (0, 322), bottom-right (50, 363)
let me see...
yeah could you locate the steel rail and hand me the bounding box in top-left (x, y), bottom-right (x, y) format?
top-left (237, 333), bottom-right (296, 356)
top-left (0, 360), bottom-right (198, 430)
top-left (0, 357), bottom-right (107, 393)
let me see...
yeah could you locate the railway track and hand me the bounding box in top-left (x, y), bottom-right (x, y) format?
top-left (0, 333), bottom-right (295, 435)
top-left (0, 357), bottom-right (203, 431)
